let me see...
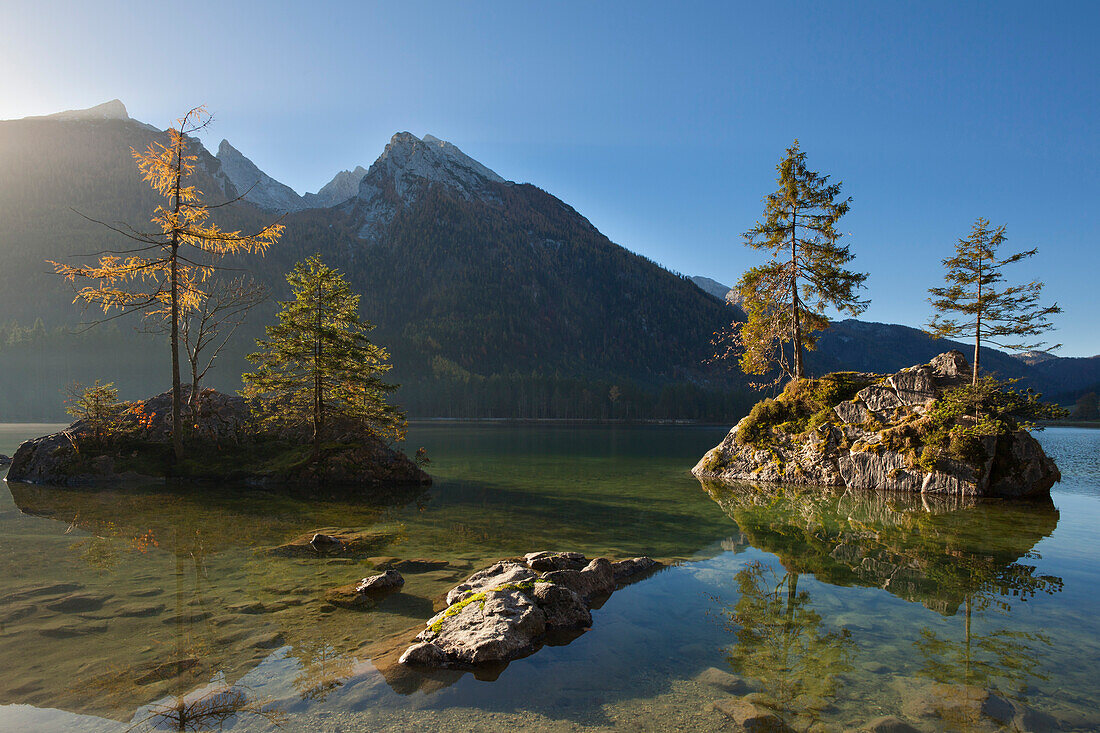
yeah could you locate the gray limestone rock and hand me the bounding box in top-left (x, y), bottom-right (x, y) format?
top-left (400, 553), bottom-right (659, 670)
top-left (531, 582), bottom-right (591, 628)
top-left (541, 558), bottom-right (615, 600)
top-left (693, 351), bottom-right (1060, 498)
top-left (523, 551), bottom-right (588, 572)
top-left (446, 562), bottom-right (538, 606)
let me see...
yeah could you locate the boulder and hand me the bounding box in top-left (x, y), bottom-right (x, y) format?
top-left (417, 588), bottom-right (547, 665)
top-left (541, 558), bottom-right (615, 600)
top-left (0, 454), bottom-right (12, 467)
top-left (446, 562), bottom-right (538, 606)
top-left (400, 553), bottom-right (660, 670)
top-left (610, 556), bottom-right (660, 581)
top-left (356, 569), bottom-right (404, 594)
top-left (693, 351), bottom-right (1060, 498)
top-left (530, 582), bottom-right (591, 628)
top-left (524, 551), bottom-right (587, 572)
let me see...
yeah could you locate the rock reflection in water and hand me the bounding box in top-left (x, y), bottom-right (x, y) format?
top-left (703, 480), bottom-right (1065, 726)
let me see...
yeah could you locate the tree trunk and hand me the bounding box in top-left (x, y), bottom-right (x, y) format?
top-left (973, 255), bottom-right (982, 387)
top-left (313, 276), bottom-right (323, 459)
top-left (190, 356), bottom-right (201, 425)
top-left (169, 142), bottom-right (184, 462)
top-left (790, 212), bottom-right (804, 379)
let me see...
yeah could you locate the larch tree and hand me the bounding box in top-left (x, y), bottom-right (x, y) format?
top-left (926, 218), bottom-right (1061, 386)
top-left (50, 106), bottom-right (283, 460)
top-left (241, 255), bottom-right (405, 458)
top-left (718, 140), bottom-right (868, 383)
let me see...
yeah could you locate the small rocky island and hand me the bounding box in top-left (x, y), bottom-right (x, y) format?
top-left (694, 351), bottom-right (1060, 498)
top-left (6, 387), bottom-right (429, 489)
top-left (398, 552), bottom-right (660, 669)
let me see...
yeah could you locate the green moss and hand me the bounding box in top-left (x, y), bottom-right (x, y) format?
top-left (737, 372), bottom-right (877, 448)
top-left (430, 591), bottom-right (488, 632)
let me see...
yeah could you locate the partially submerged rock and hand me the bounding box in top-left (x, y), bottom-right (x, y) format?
top-left (263, 527), bottom-right (400, 558)
top-left (0, 454), bottom-right (12, 467)
top-left (399, 552), bottom-right (662, 669)
top-left (694, 352), bottom-right (1060, 498)
top-left (356, 569), bottom-right (404, 593)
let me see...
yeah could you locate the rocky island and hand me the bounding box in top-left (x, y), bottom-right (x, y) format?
top-left (694, 351), bottom-right (1060, 498)
top-left (6, 387), bottom-right (429, 489)
top-left (398, 552), bottom-right (661, 669)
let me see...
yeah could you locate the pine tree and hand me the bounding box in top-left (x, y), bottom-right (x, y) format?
top-left (927, 218), bottom-right (1061, 386)
top-left (50, 106), bottom-right (283, 459)
top-left (242, 255), bottom-right (405, 456)
top-left (720, 140), bottom-right (868, 382)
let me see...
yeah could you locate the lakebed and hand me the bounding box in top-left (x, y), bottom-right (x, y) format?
top-left (1, 422), bottom-right (1098, 731)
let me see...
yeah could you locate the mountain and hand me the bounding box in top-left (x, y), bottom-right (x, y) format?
top-left (689, 276), bottom-right (735, 302)
top-left (0, 104), bottom-right (744, 420)
top-left (215, 139), bottom-right (306, 213)
top-left (302, 165), bottom-right (367, 209)
top-left (1, 101), bottom-right (1094, 421)
top-left (215, 140), bottom-right (368, 212)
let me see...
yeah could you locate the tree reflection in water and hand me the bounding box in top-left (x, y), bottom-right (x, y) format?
top-left (291, 640), bottom-right (356, 701)
top-left (719, 562), bottom-right (854, 727)
top-left (703, 480), bottom-right (1065, 719)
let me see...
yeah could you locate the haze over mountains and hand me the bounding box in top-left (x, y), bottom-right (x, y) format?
top-left (0, 101), bottom-right (1096, 419)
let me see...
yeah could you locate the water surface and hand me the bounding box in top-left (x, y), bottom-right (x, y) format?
top-left (0, 423), bottom-right (1097, 731)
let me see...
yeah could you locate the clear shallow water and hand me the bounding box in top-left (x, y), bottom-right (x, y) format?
top-left (0, 423), bottom-right (1097, 732)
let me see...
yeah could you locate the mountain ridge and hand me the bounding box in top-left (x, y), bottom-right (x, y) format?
top-left (0, 100), bottom-right (1096, 419)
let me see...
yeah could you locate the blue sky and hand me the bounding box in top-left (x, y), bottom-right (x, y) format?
top-left (3, 1), bottom-right (1098, 355)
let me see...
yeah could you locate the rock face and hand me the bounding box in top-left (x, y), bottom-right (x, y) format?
top-left (694, 352), bottom-right (1060, 498)
top-left (6, 387), bottom-right (430, 488)
top-left (399, 552), bottom-right (661, 669)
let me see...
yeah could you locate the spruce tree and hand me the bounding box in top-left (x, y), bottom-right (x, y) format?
top-left (725, 140), bottom-right (868, 382)
top-left (927, 218), bottom-right (1061, 386)
top-left (242, 255), bottom-right (405, 455)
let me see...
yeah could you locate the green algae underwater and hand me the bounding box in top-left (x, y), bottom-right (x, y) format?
top-left (1, 422), bottom-right (1099, 731)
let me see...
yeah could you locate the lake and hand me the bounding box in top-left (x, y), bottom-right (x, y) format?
top-left (1, 423), bottom-right (1098, 731)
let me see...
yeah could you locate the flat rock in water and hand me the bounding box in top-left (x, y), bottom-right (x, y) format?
top-left (263, 528), bottom-right (399, 558)
top-left (399, 552), bottom-right (661, 670)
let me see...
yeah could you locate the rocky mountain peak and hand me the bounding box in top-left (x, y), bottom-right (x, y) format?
top-left (22, 99), bottom-right (130, 122)
top-left (360, 132), bottom-right (507, 201)
top-left (348, 132), bottom-right (509, 240)
top-left (215, 139), bottom-right (305, 213)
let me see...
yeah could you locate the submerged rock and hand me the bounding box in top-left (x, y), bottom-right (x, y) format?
top-left (693, 351), bottom-right (1060, 498)
top-left (399, 552), bottom-right (662, 670)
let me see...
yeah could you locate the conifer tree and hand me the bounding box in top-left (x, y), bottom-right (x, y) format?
top-left (50, 106), bottom-right (283, 459)
top-left (719, 140), bottom-right (868, 382)
top-left (927, 218), bottom-right (1061, 386)
top-left (242, 255), bottom-right (405, 456)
